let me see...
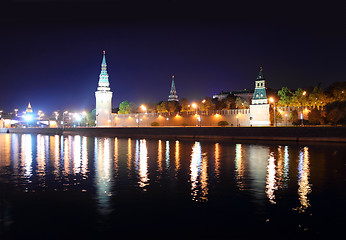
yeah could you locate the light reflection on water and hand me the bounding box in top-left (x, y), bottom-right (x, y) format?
top-left (0, 134), bottom-right (316, 209)
top-left (1, 133), bottom-right (344, 238)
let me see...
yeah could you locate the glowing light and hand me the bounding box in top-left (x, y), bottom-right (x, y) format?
top-left (192, 103), bottom-right (197, 109)
top-left (297, 147), bottom-right (311, 212)
top-left (303, 91), bottom-right (307, 96)
top-left (140, 105), bottom-right (147, 112)
top-left (202, 99), bottom-right (206, 103)
top-left (269, 97), bottom-right (274, 103)
top-left (138, 139), bottom-right (149, 188)
top-left (24, 114), bottom-right (33, 122)
top-left (74, 113), bottom-right (82, 122)
top-left (235, 144), bottom-right (245, 190)
top-left (266, 152), bottom-right (277, 204)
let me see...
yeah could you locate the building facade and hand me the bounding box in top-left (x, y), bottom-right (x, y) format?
top-left (95, 51), bottom-right (113, 127)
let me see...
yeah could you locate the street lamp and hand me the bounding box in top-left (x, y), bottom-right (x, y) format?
top-left (137, 105), bottom-right (147, 128)
top-left (269, 97), bottom-right (276, 127)
top-left (301, 91), bottom-right (307, 127)
top-left (191, 103), bottom-right (200, 126)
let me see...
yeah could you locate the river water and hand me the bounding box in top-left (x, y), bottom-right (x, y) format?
top-left (0, 133), bottom-right (345, 239)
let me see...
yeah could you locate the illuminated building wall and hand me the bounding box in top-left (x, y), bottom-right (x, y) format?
top-left (111, 109), bottom-right (251, 127)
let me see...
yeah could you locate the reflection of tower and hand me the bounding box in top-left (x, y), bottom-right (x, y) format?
top-left (249, 67), bottom-right (270, 126)
top-left (95, 51), bottom-right (113, 127)
top-left (168, 75), bottom-right (179, 102)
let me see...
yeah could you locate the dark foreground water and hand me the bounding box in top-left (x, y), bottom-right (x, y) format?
top-left (0, 133), bottom-right (345, 239)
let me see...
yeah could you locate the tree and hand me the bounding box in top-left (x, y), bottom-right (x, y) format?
top-left (218, 121), bottom-right (229, 127)
top-left (308, 108), bottom-right (323, 125)
top-left (326, 81), bottom-right (346, 102)
top-left (270, 106), bottom-right (283, 126)
top-left (200, 97), bottom-right (216, 111)
top-left (167, 101), bottom-right (181, 113)
top-left (180, 98), bottom-right (190, 112)
top-left (217, 94), bottom-right (236, 110)
top-left (156, 101), bottom-right (168, 113)
top-left (86, 110), bottom-right (96, 126)
top-left (278, 87), bottom-right (293, 106)
top-left (325, 101), bottom-right (346, 125)
top-left (291, 88), bottom-right (308, 108)
top-left (118, 101), bottom-right (136, 114)
top-left (289, 109), bottom-right (298, 123)
top-left (235, 97), bottom-right (249, 109)
top-left (308, 86), bottom-right (329, 109)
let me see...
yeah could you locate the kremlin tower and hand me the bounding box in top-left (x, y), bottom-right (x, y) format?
top-left (95, 51), bottom-right (113, 127)
top-left (168, 75), bottom-right (178, 102)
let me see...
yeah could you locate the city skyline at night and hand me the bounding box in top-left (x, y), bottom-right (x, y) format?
top-left (0, 1), bottom-right (344, 112)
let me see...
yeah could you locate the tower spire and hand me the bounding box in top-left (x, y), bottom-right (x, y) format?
top-left (168, 75), bottom-right (179, 102)
top-left (98, 50), bottom-right (109, 87)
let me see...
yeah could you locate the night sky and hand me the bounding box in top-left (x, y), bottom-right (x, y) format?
top-left (0, 0), bottom-right (345, 113)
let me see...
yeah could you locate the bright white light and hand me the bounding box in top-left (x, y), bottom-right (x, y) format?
top-left (24, 115), bottom-right (33, 122)
top-left (74, 114), bottom-right (82, 122)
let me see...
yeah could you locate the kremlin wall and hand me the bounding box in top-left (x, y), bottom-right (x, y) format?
top-left (96, 51), bottom-right (270, 127)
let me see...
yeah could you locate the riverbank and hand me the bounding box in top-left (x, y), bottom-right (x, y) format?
top-left (1, 126), bottom-right (346, 143)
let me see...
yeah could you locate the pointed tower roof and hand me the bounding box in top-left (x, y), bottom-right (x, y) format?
top-left (98, 50), bottom-right (110, 87)
top-left (102, 50), bottom-right (107, 66)
top-left (252, 67), bottom-right (268, 104)
top-left (257, 66), bottom-right (265, 80)
top-left (168, 75), bottom-right (179, 102)
top-left (26, 102), bottom-right (33, 113)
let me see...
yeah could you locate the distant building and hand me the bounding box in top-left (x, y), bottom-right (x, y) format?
top-left (213, 89), bottom-right (254, 103)
top-left (95, 51), bottom-right (113, 127)
top-left (168, 75), bottom-right (179, 102)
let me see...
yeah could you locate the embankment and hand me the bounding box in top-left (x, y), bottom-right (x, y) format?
top-left (1, 126), bottom-right (346, 143)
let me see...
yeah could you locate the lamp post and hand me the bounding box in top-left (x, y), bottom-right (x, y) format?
top-left (269, 97), bottom-right (276, 127)
top-left (137, 105), bottom-right (146, 128)
top-left (192, 103), bottom-right (199, 126)
top-left (301, 91), bottom-right (306, 127)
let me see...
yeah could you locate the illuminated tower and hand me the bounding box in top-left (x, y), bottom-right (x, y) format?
top-left (249, 67), bottom-right (270, 126)
top-left (26, 102), bottom-right (33, 113)
top-left (168, 75), bottom-right (179, 102)
top-left (95, 51), bottom-right (113, 127)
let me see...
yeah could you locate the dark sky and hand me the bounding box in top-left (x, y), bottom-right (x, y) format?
top-left (0, 0), bottom-right (345, 113)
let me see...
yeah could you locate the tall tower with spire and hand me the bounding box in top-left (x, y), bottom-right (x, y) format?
top-left (168, 75), bottom-right (179, 102)
top-left (249, 67), bottom-right (270, 126)
top-left (95, 51), bottom-right (113, 127)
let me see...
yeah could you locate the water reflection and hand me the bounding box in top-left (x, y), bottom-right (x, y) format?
top-left (265, 152), bottom-right (277, 204)
top-left (190, 142), bottom-right (208, 202)
top-left (165, 140), bottom-right (170, 169)
top-left (95, 137), bottom-right (113, 214)
top-left (157, 140), bottom-right (163, 173)
top-left (0, 134), bottom-right (321, 218)
top-left (175, 140), bottom-right (180, 174)
top-left (21, 134), bottom-right (33, 178)
top-left (297, 146), bottom-right (311, 212)
top-left (137, 139), bottom-right (149, 189)
top-left (235, 144), bottom-right (245, 190)
top-left (214, 143), bottom-right (220, 181)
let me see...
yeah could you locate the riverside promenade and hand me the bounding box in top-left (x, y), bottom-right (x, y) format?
top-left (1, 126), bottom-right (346, 143)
